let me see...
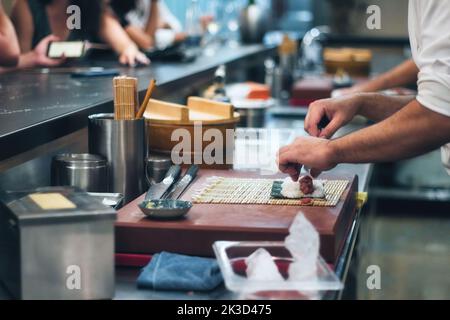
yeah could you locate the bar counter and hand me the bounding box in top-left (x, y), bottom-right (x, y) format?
top-left (0, 44), bottom-right (274, 162)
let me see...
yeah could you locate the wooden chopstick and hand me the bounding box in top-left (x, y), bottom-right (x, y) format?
top-left (136, 79), bottom-right (156, 119)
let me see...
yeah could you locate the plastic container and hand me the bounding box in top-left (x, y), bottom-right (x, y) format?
top-left (213, 241), bottom-right (343, 299)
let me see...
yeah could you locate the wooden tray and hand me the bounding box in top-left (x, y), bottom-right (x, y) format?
top-left (144, 97), bottom-right (239, 169)
top-left (115, 170), bottom-right (358, 263)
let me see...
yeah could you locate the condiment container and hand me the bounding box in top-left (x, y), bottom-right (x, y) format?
top-left (51, 154), bottom-right (108, 192)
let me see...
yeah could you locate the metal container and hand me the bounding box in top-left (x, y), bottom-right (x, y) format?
top-left (145, 155), bottom-right (173, 185)
top-left (233, 99), bottom-right (274, 128)
top-left (88, 114), bottom-right (146, 204)
top-left (0, 187), bottom-right (116, 300)
top-left (51, 154), bottom-right (108, 192)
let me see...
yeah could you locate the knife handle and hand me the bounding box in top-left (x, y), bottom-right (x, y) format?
top-left (185, 165), bottom-right (199, 178)
top-left (164, 165), bottom-right (181, 183)
top-left (318, 115), bottom-right (330, 130)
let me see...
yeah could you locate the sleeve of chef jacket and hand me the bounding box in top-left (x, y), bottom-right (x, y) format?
top-left (414, 1), bottom-right (450, 117)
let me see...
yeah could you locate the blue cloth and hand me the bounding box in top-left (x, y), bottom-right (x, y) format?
top-left (137, 252), bottom-right (223, 292)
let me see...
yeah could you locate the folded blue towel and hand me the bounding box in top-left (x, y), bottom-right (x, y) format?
top-left (137, 252), bottom-right (223, 292)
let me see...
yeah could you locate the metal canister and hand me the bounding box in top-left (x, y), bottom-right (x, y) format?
top-left (51, 154), bottom-right (108, 192)
top-left (145, 155), bottom-right (173, 185)
top-left (88, 114), bottom-right (146, 204)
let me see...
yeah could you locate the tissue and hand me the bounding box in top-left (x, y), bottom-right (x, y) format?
top-left (285, 213), bottom-right (320, 281)
top-left (245, 248), bottom-right (284, 282)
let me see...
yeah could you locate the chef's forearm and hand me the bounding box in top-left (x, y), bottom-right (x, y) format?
top-left (330, 100), bottom-right (450, 164)
top-left (355, 92), bottom-right (416, 122)
top-left (357, 59), bottom-right (419, 92)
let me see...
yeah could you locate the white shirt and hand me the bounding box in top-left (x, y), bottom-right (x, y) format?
top-left (408, 0), bottom-right (450, 174)
top-left (125, 0), bottom-right (182, 49)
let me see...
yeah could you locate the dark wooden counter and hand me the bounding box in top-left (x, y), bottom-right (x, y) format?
top-left (0, 45), bottom-right (274, 162)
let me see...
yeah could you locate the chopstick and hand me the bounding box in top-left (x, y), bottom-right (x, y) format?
top-left (136, 79), bottom-right (156, 119)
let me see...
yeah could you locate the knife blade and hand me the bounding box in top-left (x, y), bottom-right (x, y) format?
top-left (165, 165), bottom-right (199, 200)
top-left (302, 165), bottom-right (313, 179)
top-left (145, 165), bottom-right (181, 201)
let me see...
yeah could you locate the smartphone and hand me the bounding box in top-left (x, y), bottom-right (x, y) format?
top-left (47, 41), bottom-right (86, 59)
top-left (71, 68), bottom-right (120, 78)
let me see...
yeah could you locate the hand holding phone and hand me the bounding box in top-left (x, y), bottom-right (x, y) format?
top-left (47, 41), bottom-right (86, 59)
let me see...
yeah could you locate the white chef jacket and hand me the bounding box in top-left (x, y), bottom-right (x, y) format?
top-left (125, 0), bottom-right (182, 49)
top-left (409, 0), bottom-right (450, 174)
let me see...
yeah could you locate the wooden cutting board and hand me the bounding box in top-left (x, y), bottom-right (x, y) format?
top-left (115, 170), bottom-right (358, 263)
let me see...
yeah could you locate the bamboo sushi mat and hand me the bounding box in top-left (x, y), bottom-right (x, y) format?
top-left (191, 177), bottom-right (349, 207)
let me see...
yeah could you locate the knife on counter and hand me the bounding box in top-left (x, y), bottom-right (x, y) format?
top-left (145, 165), bottom-right (181, 201)
top-left (165, 165), bottom-right (199, 200)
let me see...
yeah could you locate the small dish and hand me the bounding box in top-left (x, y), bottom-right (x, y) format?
top-left (138, 199), bottom-right (192, 220)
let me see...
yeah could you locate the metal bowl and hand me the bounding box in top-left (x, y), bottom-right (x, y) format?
top-left (138, 199), bottom-right (192, 220)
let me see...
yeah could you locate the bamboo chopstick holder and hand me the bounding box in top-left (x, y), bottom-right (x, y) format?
top-left (113, 76), bottom-right (138, 120)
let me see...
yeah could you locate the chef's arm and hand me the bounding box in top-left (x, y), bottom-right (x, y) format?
top-left (356, 93), bottom-right (416, 122)
top-left (335, 59), bottom-right (419, 96)
top-left (305, 93), bottom-right (416, 138)
top-left (330, 100), bottom-right (450, 164)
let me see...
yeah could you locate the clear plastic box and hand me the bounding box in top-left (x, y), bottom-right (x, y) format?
top-left (213, 241), bottom-right (343, 299)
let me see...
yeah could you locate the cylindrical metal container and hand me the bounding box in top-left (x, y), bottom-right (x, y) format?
top-left (145, 155), bottom-right (173, 185)
top-left (233, 99), bottom-right (273, 128)
top-left (51, 154), bottom-right (107, 192)
top-left (88, 114), bottom-right (146, 204)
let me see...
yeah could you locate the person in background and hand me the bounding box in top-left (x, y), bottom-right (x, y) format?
top-left (0, 0), bottom-right (20, 66)
top-left (110, 0), bottom-right (186, 50)
top-left (333, 59), bottom-right (419, 97)
top-left (278, 0), bottom-right (450, 179)
top-left (10, 0), bottom-right (149, 67)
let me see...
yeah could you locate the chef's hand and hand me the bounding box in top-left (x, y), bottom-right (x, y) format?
top-left (277, 136), bottom-right (337, 180)
top-left (119, 45), bottom-right (150, 66)
top-left (305, 94), bottom-right (362, 139)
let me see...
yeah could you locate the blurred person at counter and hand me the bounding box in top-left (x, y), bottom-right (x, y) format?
top-left (278, 0), bottom-right (450, 179)
top-left (9, 0), bottom-right (149, 67)
top-left (0, 0), bottom-right (20, 67)
top-left (110, 0), bottom-right (186, 50)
